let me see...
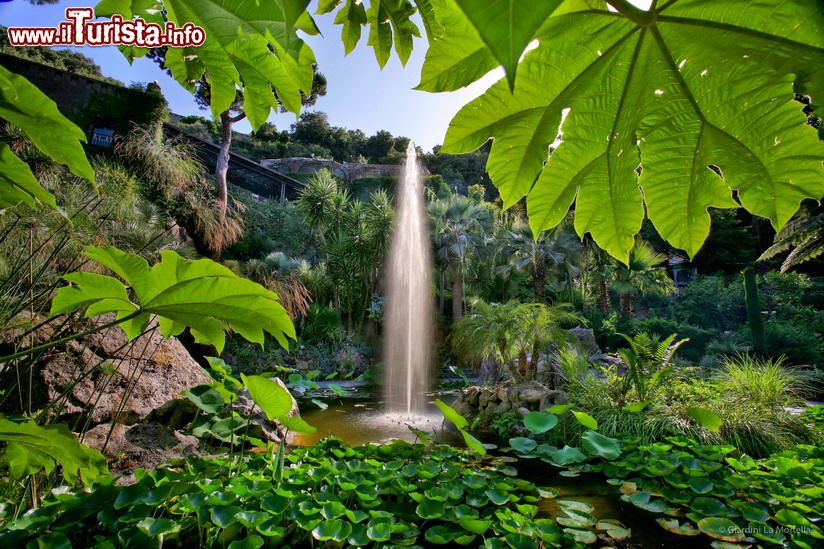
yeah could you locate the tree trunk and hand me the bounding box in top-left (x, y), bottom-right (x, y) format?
top-left (533, 260), bottom-right (546, 301)
top-left (439, 270), bottom-right (445, 316)
top-left (451, 259), bottom-right (463, 322)
top-left (216, 111), bottom-right (233, 219)
top-left (529, 339), bottom-right (542, 382)
top-left (597, 279), bottom-right (610, 316)
top-left (518, 350), bottom-right (528, 381)
top-left (619, 292), bottom-right (633, 318)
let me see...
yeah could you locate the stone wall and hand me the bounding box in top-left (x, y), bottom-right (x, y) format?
top-left (261, 157), bottom-right (430, 181)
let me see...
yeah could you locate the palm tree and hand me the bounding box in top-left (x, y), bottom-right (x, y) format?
top-left (759, 201), bottom-right (823, 271)
top-left (429, 195), bottom-right (490, 321)
top-left (612, 239), bottom-right (676, 317)
top-left (450, 299), bottom-right (584, 383)
top-left (296, 169), bottom-right (338, 245)
top-left (505, 218), bottom-right (583, 301)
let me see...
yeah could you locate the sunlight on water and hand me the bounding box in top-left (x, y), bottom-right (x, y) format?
top-left (383, 142), bottom-right (433, 415)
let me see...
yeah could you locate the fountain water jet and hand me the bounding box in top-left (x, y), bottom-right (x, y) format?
top-left (383, 142), bottom-right (433, 416)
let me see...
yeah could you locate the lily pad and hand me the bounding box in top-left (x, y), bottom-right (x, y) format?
top-left (656, 518), bottom-right (701, 536)
top-left (581, 430), bottom-right (621, 460)
top-left (312, 519), bottom-right (352, 542)
top-left (697, 517), bottom-right (744, 542)
top-left (523, 412), bottom-right (558, 434)
top-left (509, 437), bottom-right (538, 454)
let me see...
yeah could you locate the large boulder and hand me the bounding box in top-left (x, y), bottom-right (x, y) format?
top-left (16, 315), bottom-right (211, 426)
top-left (82, 422), bottom-right (201, 482)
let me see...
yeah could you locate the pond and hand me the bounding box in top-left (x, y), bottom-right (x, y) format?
top-left (290, 397), bottom-right (700, 548)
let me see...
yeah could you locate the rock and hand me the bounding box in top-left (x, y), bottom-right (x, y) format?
top-left (517, 407), bottom-right (530, 416)
top-left (294, 359), bottom-right (310, 371)
top-left (568, 326), bottom-right (601, 356)
top-left (14, 314), bottom-right (211, 426)
top-left (82, 421), bottom-right (201, 482)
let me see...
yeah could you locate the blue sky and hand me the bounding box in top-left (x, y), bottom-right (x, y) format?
top-left (0, 0), bottom-right (499, 152)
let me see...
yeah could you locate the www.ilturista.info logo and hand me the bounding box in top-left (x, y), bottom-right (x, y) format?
top-left (6, 8), bottom-right (205, 47)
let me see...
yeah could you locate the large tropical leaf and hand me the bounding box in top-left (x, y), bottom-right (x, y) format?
top-left (96, 0), bottom-right (318, 128)
top-left (366, 0), bottom-right (421, 67)
top-left (441, 0), bottom-right (824, 262)
top-left (0, 416), bottom-right (108, 485)
top-left (49, 246), bottom-right (295, 353)
top-left (0, 65), bottom-right (94, 209)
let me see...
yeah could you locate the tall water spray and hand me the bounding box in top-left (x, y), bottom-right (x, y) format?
top-left (383, 142), bottom-right (433, 415)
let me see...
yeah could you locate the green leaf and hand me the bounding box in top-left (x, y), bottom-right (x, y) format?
top-left (241, 375), bottom-right (293, 420)
top-left (183, 385), bottom-right (226, 414)
top-left (580, 430), bottom-right (621, 460)
top-left (508, 437), bottom-right (538, 454)
top-left (49, 247), bottom-right (295, 353)
top-left (366, 518), bottom-right (393, 541)
top-left (334, 0), bottom-right (368, 54)
top-left (454, 0), bottom-right (562, 89)
top-left (136, 517), bottom-right (181, 537)
top-left (547, 445), bottom-right (586, 466)
top-left (697, 517), bottom-right (744, 542)
top-left (656, 518), bottom-right (701, 536)
top-left (279, 415), bottom-right (317, 435)
top-left (434, 399), bottom-right (468, 429)
top-left (545, 404), bottom-right (574, 414)
top-left (312, 519), bottom-right (353, 542)
top-left (0, 66), bottom-right (94, 205)
top-left (100, 0), bottom-right (317, 126)
top-left (460, 429), bottom-right (487, 455)
top-left (623, 400), bottom-right (651, 413)
top-left (366, 0), bottom-right (421, 67)
top-left (0, 417), bottom-right (108, 485)
top-left (415, 0), bottom-right (497, 92)
top-left (523, 411), bottom-right (558, 434)
top-left (687, 407), bottom-right (723, 433)
top-left (571, 410), bottom-right (598, 430)
top-left (442, 1), bottom-right (824, 262)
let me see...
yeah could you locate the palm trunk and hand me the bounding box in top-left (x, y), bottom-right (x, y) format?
top-left (451, 259), bottom-right (463, 322)
top-left (597, 279), bottom-right (610, 316)
top-left (533, 261), bottom-right (546, 301)
top-left (619, 292), bottom-right (633, 318)
top-left (439, 270), bottom-right (446, 316)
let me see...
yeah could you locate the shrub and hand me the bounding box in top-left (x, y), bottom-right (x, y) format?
top-left (624, 317), bottom-right (715, 363)
top-left (718, 354), bottom-right (805, 407)
top-left (763, 319), bottom-right (823, 366)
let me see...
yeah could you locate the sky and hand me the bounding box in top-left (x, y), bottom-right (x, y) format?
top-left (0, 0), bottom-right (502, 152)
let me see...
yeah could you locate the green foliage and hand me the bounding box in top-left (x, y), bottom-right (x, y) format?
top-left (0, 416), bottom-right (108, 486)
top-left (441, 1), bottom-right (824, 263)
top-left (586, 438), bottom-right (824, 548)
top-left (0, 65), bottom-right (94, 209)
top-left (719, 354), bottom-right (805, 408)
top-left (433, 399), bottom-right (485, 455)
top-left (1, 439), bottom-right (590, 547)
top-left (45, 246), bottom-right (295, 354)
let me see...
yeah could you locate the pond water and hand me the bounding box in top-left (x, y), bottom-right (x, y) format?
top-left (290, 398), bottom-right (702, 548)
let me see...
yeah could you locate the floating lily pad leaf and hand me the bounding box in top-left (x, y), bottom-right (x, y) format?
top-left (556, 510), bottom-right (596, 528)
top-left (434, 399), bottom-right (468, 429)
top-left (485, 488), bottom-right (510, 506)
top-left (366, 518), bottom-right (393, 542)
top-left (136, 517), bottom-right (180, 537)
top-left (750, 526), bottom-right (786, 546)
top-left (687, 407), bottom-right (723, 433)
top-left (687, 477), bottom-right (714, 494)
top-left (558, 500), bottom-right (594, 514)
top-left (656, 518), bottom-right (701, 536)
top-left (503, 533), bottom-right (537, 549)
top-left (624, 492), bottom-right (668, 513)
top-left (571, 411), bottom-right (598, 430)
top-left (691, 497), bottom-right (732, 517)
top-left (26, 533), bottom-right (72, 549)
top-left (313, 519), bottom-right (353, 542)
top-left (416, 499), bottom-right (446, 519)
top-left (509, 437), bottom-right (538, 454)
top-left (210, 506), bottom-right (241, 528)
top-left (235, 511), bottom-right (269, 528)
top-left (562, 528), bottom-right (597, 544)
top-left (227, 535), bottom-right (264, 549)
top-left (697, 517), bottom-right (744, 542)
top-left (775, 509), bottom-right (815, 530)
top-left (623, 401), bottom-right (651, 413)
top-left (458, 518), bottom-right (492, 535)
top-left (537, 487), bottom-right (558, 499)
top-left (596, 520), bottom-right (631, 540)
top-left (523, 411), bottom-right (559, 435)
top-left (581, 430), bottom-right (621, 460)
top-left (548, 446), bottom-right (587, 466)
